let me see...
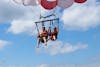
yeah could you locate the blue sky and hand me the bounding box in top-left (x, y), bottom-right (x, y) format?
top-left (0, 0), bottom-right (100, 67)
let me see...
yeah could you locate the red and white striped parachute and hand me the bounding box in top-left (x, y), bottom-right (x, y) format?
top-left (13, 0), bottom-right (87, 10)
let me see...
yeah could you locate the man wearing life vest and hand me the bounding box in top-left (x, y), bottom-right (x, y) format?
top-left (37, 27), bottom-right (48, 48)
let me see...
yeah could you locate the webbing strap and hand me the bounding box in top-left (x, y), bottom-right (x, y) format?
top-left (35, 23), bottom-right (39, 35)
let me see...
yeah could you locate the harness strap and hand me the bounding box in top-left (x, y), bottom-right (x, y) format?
top-left (35, 23), bottom-right (39, 35)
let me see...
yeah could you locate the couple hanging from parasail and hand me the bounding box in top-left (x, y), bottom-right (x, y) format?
top-left (37, 26), bottom-right (58, 48)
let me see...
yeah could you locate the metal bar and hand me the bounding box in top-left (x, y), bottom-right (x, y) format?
top-left (40, 13), bottom-right (56, 19)
top-left (41, 14), bottom-right (55, 18)
top-left (35, 18), bottom-right (59, 23)
top-left (42, 22), bottom-right (44, 27)
top-left (57, 18), bottom-right (59, 31)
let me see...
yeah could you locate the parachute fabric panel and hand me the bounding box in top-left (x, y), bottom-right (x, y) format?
top-left (13, 0), bottom-right (24, 4)
top-left (40, 0), bottom-right (58, 10)
top-left (74, 0), bottom-right (87, 3)
top-left (13, 0), bottom-right (38, 6)
top-left (58, 0), bottom-right (74, 9)
top-left (23, 0), bottom-right (37, 6)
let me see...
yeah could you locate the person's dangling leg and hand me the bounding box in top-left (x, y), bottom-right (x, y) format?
top-left (37, 38), bottom-right (41, 48)
top-left (43, 37), bottom-right (47, 46)
top-left (53, 35), bottom-right (56, 40)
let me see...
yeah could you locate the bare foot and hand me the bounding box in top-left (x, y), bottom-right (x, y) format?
top-left (37, 46), bottom-right (39, 48)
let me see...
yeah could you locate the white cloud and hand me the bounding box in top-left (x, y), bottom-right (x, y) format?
top-left (1, 63), bottom-right (100, 67)
top-left (37, 64), bottom-right (48, 67)
top-left (91, 55), bottom-right (100, 61)
top-left (0, 0), bottom-right (41, 35)
top-left (0, 0), bottom-right (42, 23)
top-left (0, 40), bottom-right (11, 50)
top-left (36, 41), bottom-right (88, 55)
top-left (0, 0), bottom-right (43, 35)
top-left (36, 62), bottom-right (100, 67)
top-left (8, 65), bottom-right (24, 67)
top-left (0, 0), bottom-right (26, 23)
top-left (7, 20), bottom-right (37, 35)
top-left (7, 64), bottom-right (48, 67)
top-left (57, 63), bottom-right (100, 67)
top-left (61, 0), bottom-right (100, 31)
top-left (3, 62), bottom-right (100, 67)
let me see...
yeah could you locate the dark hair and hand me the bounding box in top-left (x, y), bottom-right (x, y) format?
top-left (54, 27), bottom-right (57, 30)
top-left (42, 27), bottom-right (45, 30)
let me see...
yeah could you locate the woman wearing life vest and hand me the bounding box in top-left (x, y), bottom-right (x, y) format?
top-left (48, 27), bottom-right (58, 41)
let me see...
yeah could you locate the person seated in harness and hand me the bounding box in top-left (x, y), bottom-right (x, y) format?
top-left (48, 27), bottom-right (58, 41)
top-left (37, 27), bottom-right (48, 48)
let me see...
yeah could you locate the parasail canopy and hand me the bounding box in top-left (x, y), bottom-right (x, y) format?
top-left (13, 0), bottom-right (87, 10)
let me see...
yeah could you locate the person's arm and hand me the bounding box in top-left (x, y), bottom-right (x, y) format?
top-left (57, 27), bottom-right (59, 33)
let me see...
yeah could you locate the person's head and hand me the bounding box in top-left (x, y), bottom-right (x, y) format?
top-left (42, 27), bottom-right (45, 31)
top-left (54, 27), bottom-right (57, 31)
